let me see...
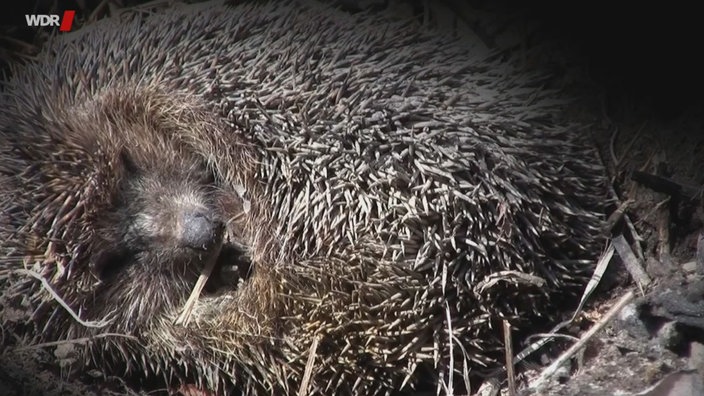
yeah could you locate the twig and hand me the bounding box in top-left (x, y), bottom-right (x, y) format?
top-left (623, 212), bottom-right (646, 261)
top-left (13, 268), bottom-right (111, 329)
top-left (604, 199), bottom-right (633, 232)
top-left (608, 125), bottom-right (620, 168)
top-left (657, 199), bottom-right (671, 260)
top-left (511, 246), bottom-right (615, 369)
top-left (606, 183), bottom-right (646, 261)
top-left (14, 332), bottom-right (138, 351)
top-left (298, 334), bottom-right (320, 396)
top-left (631, 171), bottom-right (683, 197)
top-left (174, 237), bottom-right (223, 326)
top-left (529, 290), bottom-right (635, 390)
top-left (446, 301), bottom-right (454, 396)
top-left (697, 232), bottom-right (704, 275)
top-left (612, 234), bottom-right (651, 292)
top-left (572, 244), bottom-right (614, 321)
top-left (503, 320), bottom-right (516, 396)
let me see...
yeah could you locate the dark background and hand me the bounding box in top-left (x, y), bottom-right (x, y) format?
top-left (1, 0), bottom-right (703, 120)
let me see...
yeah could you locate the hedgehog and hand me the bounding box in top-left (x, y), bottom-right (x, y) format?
top-left (0, 0), bottom-right (607, 395)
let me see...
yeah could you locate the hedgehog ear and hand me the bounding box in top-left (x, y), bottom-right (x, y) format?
top-left (199, 159), bottom-right (217, 185)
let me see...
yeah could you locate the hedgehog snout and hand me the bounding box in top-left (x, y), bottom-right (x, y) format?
top-left (177, 210), bottom-right (224, 251)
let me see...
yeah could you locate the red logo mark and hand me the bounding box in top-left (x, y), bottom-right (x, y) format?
top-left (59, 10), bottom-right (75, 32)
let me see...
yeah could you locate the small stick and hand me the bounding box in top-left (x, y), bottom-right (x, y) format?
top-left (656, 199), bottom-right (671, 260)
top-left (174, 238), bottom-right (223, 326)
top-left (15, 333), bottom-right (138, 351)
top-left (606, 183), bottom-right (646, 262)
top-left (14, 268), bottom-right (111, 329)
top-left (445, 301), bottom-right (454, 396)
top-left (572, 244), bottom-right (615, 322)
top-left (696, 232), bottom-right (704, 274)
top-left (298, 334), bottom-right (320, 396)
top-left (603, 199), bottom-right (633, 232)
top-left (529, 290), bottom-right (635, 389)
top-left (503, 320), bottom-right (516, 396)
top-left (623, 212), bottom-right (646, 261)
top-left (613, 234), bottom-right (651, 292)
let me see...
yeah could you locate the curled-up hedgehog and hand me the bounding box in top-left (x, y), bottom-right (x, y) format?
top-left (0, 1), bottom-right (607, 394)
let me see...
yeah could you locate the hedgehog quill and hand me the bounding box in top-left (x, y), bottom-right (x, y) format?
top-left (0, 1), bottom-right (607, 394)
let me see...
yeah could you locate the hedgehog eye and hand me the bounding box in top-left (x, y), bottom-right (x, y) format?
top-left (90, 247), bottom-right (133, 281)
top-left (120, 149), bottom-right (141, 176)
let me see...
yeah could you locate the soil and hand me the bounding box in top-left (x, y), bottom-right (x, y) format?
top-left (1, 1), bottom-right (702, 395)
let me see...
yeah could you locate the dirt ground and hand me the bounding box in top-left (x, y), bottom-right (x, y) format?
top-left (1, 1), bottom-right (703, 395)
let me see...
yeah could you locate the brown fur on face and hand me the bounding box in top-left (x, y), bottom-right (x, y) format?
top-left (0, 85), bottom-right (254, 364)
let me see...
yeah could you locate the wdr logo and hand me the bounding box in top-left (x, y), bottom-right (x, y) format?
top-left (25, 10), bottom-right (75, 32)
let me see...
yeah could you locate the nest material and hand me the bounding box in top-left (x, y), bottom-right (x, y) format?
top-left (0, 1), bottom-right (607, 394)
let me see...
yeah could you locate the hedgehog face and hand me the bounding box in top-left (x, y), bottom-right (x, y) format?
top-left (75, 148), bottom-right (225, 331)
top-left (91, 155), bottom-right (223, 279)
top-left (124, 179), bottom-right (223, 262)
top-left (0, 86), bottom-right (257, 369)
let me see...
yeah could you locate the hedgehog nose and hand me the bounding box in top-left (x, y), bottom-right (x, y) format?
top-left (179, 211), bottom-right (222, 250)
